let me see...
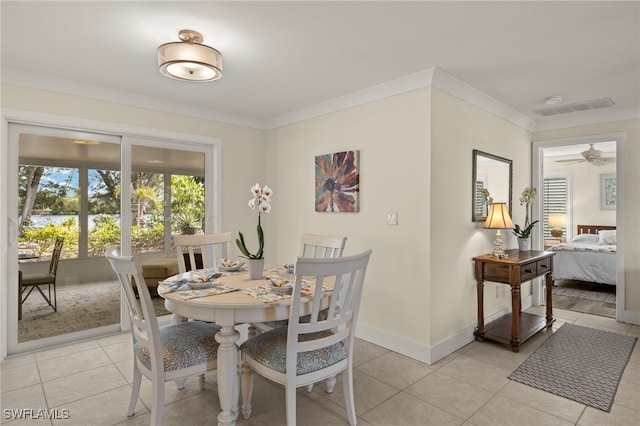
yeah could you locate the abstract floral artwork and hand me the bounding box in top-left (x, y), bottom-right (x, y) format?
top-left (600, 173), bottom-right (616, 210)
top-left (315, 150), bottom-right (360, 212)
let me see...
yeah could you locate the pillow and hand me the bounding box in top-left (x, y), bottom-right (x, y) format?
top-left (598, 230), bottom-right (616, 245)
top-left (571, 234), bottom-right (599, 244)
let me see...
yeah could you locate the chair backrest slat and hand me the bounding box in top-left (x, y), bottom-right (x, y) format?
top-left (105, 245), bottom-right (163, 372)
top-left (287, 250), bottom-right (372, 375)
top-left (174, 232), bottom-right (233, 273)
top-left (299, 234), bottom-right (347, 259)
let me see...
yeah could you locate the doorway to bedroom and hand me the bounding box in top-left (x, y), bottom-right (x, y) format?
top-left (539, 139), bottom-right (617, 319)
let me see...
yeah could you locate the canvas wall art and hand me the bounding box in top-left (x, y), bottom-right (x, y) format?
top-left (315, 150), bottom-right (360, 212)
top-left (600, 173), bottom-right (616, 210)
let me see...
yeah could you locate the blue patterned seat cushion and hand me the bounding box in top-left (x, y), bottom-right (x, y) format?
top-left (241, 327), bottom-right (346, 375)
top-left (260, 308), bottom-right (329, 330)
top-left (134, 321), bottom-right (220, 371)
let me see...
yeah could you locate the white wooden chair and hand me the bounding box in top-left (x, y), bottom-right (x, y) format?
top-left (105, 246), bottom-right (220, 426)
top-left (173, 232), bottom-right (233, 273)
top-left (240, 249), bottom-right (373, 426)
top-left (253, 233), bottom-right (347, 333)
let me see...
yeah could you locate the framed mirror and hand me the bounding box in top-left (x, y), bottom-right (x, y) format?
top-left (472, 150), bottom-right (512, 222)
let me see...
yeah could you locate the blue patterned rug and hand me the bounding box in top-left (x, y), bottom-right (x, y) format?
top-left (509, 323), bottom-right (636, 411)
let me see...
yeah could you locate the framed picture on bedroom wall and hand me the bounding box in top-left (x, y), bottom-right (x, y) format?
top-left (600, 173), bottom-right (616, 210)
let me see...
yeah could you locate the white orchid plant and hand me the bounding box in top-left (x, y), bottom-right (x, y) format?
top-left (236, 183), bottom-right (273, 259)
top-left (512, 187), bottom-right (539, 239)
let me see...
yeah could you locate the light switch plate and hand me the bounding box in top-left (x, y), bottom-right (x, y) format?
top-left (386, 211), bottom-right (398, 225)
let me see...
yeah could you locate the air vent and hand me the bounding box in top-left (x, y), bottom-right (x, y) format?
top-left (534, 98), bottom-right (615, 117)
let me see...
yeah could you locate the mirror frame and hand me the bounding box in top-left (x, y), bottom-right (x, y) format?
top-left (472, 149), bottom-right (513, 222)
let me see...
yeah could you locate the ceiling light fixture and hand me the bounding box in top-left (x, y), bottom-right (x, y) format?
top-left (157, 30), bottom-right (223, 82)
top-left (544, 95), bottom-right (563, 105)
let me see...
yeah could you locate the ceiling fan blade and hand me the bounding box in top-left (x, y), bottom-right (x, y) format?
top-left (556, 158), bottom-right (586, 163)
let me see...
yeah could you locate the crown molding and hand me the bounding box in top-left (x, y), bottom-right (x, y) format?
top-left (0, 67), bottom-right (266, 130)
top-left (264, 69), bottom-right (435, 130)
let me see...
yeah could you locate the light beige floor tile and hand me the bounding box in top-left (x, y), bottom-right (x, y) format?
top-left (50, 385), bottom-right (146, 426)
top-left (251, 383), bottom-right (350, 426)
top-left (37, 347), bottom-right (112, 382)
top-left (497, 381), bottom-right (585, 423)
top-left (627, 325), bottom-right (640, 338)
top-left (356, 351), bottom-right (434, 389)
top-left (312, 369), bottom-right (399, 416)
top-left (577, 403), bottom-right (640, 426)
top-left (405, 371), bottom-right (492, 419)
top-left (620, 359), bottom-right (639, 384)
top-left (460, 340), bottom-right (529, 372)
top-left (0, 384), bottom-right (48, 423)
top-left (101, 341), bottom-right (133, 364)
top-left (0, 354), bottom-right (36, 371)
top-left (573, 314), bottom-right (632, 334)
top-left (468, 395), bottom-right (573, 426)
top-left (43, 364), bottom-right (128, 407)
top-left (629, 344), bottom-right (640, 364)
top-left (95, 332), bottom-right (131, 347)
top-left (113, 359), bottom-right (135, 385)
top-left (353, 339), bottom-right (389, 367)
top-left (614, 377), bottom-right (640, 412)
top-left (34, 340), bottom-right (100, 362)
top-left (137, 374), bottom-right (218, 409)
top-left (361, 391), bottom-right (463, 426)
top-left (436, 354), bottom-right (511, 393)
top-left (0, 363), bottom-right (41, 394)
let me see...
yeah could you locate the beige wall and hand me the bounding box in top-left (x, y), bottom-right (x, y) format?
top-left (430, 88), bottom-right (532, 344)
top-left (265, 89), bottom-right (433, 352)
top-left (533, 119), bottom-right (640, 315)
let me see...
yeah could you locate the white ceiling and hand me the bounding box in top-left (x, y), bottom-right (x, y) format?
top-left (2, 1), bottom-right (638, 131)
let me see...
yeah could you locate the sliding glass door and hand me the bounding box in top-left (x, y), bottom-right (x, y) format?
top-left (6, 123), bottom-right (218, 355)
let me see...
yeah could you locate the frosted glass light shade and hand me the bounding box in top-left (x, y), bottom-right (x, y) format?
top-left (157, 30), bottom-right (223, 82)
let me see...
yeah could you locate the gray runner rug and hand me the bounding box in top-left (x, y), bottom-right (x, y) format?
top-left (551, 286), bottom-right (616, 304)
top-left (509, 323), bottom-right (636, 412)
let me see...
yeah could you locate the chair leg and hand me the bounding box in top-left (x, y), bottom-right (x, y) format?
top-left (150, 379), bottom-right (165, 426)
top-left (198, 374), bottom-right (205, 389)
top-left (342, 368), bottom-right (356, 426)
top-left (285, 384), bottom-right (297, 426)
top-left (128, 364), bottom-right (142, 417)
top-left (324, 376), bottom-right (337, 394)
top-left (305, 383), bottom-right (314, 392)
top-left (175, 378), bottom-right (187, 390)
top-left (240, 364), bottom-right (254, 419)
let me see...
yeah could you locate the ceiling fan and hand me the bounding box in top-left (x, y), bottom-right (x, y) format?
top-left (555, 144), bottom-right (615, 166)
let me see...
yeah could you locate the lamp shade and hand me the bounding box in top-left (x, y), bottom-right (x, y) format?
top-left (484, 203), bottom-right (514, 229)
top-left (158, 30), bottom-right (223, 82)
top-left (548, 213), bottom-right (566, 228)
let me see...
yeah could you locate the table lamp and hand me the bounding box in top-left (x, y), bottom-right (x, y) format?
top-left (484, 202), bottom-right (514, 258)
top-left (548, 213), bottom-right (566, 238)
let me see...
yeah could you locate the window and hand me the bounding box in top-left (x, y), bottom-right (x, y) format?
top-left (542, 175), bottom-right (568, 238)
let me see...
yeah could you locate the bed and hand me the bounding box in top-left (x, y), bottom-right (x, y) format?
top-left (549, 224), bottom-right (616, 286)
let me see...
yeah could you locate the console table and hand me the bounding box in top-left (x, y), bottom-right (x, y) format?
top-left (473, 250), bottom-right (555, 352)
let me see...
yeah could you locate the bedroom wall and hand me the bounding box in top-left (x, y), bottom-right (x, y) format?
top-left (533, 118), bottom-right (640, 318)
top-left (544, 158), bottom-right (616, 239)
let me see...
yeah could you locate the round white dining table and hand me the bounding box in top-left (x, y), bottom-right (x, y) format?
top-left (159, 266), bottom-right (328, 426)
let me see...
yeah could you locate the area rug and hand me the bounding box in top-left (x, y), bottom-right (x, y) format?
top-left (551, 285), bottom-right (616, 304)
top-left (19, 280), bottom-right (170, 342)
top-left (509, 323), bottom-right (637, 411)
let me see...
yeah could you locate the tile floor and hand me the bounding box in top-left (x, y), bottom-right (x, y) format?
top-left (1, 308), bottom-right (639, 426)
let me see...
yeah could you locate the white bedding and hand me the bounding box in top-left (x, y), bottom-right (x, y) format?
top-left (549, 234), bottom-right (616, 285)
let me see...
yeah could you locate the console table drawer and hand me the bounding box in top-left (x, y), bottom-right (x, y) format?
top-left (519, 262), bottom-right (537, 282)
top-left (537, 258), bottom-right (551, 275)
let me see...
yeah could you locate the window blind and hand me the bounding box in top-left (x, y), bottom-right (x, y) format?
top-left (543, 177), bottom-right (568, 238)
